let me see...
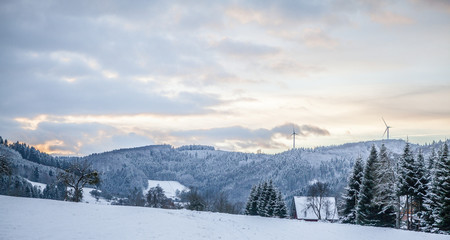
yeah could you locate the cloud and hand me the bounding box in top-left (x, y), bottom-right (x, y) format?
top-left (171, 123), bottom-right (330, 151)
top-left (0, 119), bottom-right (155, 155)
top-left (0, 0), bottom-right (232, 119)
top-left (1, 0), bottom-right (449, 154)
top-left (301, 28), bottom-right (339, 49)
top-left (271, 123), bottom-right (331, 138)
top-left (269, 60), bottom-right (325, 76)
top-left (226, 1), bottom-right (332, 27)
top-left (369, 11), bottom-right (414, 25)
top-left (0, 56), bottom-right (223, 117)
top-left (412, 0), bottom-right (450, 14)
top-left (212, 38), bottom-right (280, 57)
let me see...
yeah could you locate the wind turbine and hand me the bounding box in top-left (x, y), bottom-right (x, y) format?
top-left (292, 126), bottom-right (297, 149)
top-left (382, 117), bottom-right (392, 140)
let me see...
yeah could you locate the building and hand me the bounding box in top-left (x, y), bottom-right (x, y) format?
top-left (293, 196), bottom-right (339, 222)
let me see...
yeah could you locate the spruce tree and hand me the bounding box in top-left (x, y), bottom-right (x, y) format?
top-left (413, 150), bottom-right (428, 230)
top-left (245, 184), bottom-right (259, 215)
top-left (264, 180), bottom-right (277, 217)
top-left (0, 155), bottom-right (12, 176)
top-left (435, 143), bottom-right (450, 233)
top-left (274, 191), bottom-right (287, 218)
top-left (373, 144), bottom-right (396, 227)
top-left (428, 148), bottom-right (437, 172)
top-left (356, 145), bottom-right (378, 225)
top-left (397, 141), bottom-right (416, 229)
top-left (33, 167), bottom-right (39, 182)
top-left (423, 148), bottom-right (441, 232)
top-left (246, 180), bottom-right (286, 218)
top-left (341, 156), bottom-right (364, 224)
top-left (257, 181), bottom-right (269, 217)
top-left (423, 147), bottom-right (437, 230)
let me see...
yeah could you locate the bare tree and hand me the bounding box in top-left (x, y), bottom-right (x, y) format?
top-left (57, 161), bottom-right (100, 202)
top-left (307, 181), bottom-right (330, 220)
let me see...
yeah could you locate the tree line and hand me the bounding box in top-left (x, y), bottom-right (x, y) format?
top-left (341, 142), bottom-right (449, 234)
top-left (244, 180), bottom-right (287, 218)
top-left (0, 136), bottom-right (69, 169)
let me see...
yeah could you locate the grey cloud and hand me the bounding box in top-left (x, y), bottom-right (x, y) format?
top-left (0, 0), bottom-right (236, 120)
top-left (172, 123), bottom-right (330, 150)
top-left (0, 120), bottom-right (155, 155)
top-left (0, 70), bottom-right (222, 118)
top-left (272, 123), bottom-right (330, 138)
top-left (0, 42), bottom-right (223, 118)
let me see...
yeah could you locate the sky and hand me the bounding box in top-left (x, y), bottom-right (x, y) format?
top-left (1, 0), bottom-right (449, 156)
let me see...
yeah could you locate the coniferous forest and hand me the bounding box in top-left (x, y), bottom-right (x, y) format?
top-left (1, 135), bottom-right (449, 234)
top-left (341, 142), bottom-right (449, 234)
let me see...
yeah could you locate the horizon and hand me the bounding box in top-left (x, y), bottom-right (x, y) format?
top-left (2, 136), bottom-right (448, 157)
top-left (1, 1), bottom-right (449, 155)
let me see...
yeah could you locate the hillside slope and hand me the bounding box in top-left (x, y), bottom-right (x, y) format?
top-left (0, 195), bottom-right (447, 240)
top-left (82, 139), bottom-right (441, 203)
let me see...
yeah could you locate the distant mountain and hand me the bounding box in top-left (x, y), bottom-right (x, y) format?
top-left (80, 139), bottom-right (446, 204)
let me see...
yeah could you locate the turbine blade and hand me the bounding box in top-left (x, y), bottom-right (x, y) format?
top-left (382, 128), bottom-right (388, 138)
top-left (382, 117), bottom-right (388, 127)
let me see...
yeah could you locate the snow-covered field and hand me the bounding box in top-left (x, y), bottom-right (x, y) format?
top-left (26, 179), bottom-right (110, 205)
top-left (144, 180), bottom-right (189, 199)
top-left (1, 195), bottom-right (447, 240)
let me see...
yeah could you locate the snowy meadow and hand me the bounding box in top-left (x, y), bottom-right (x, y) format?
top-left (1, 195), bottom-right (447, 240)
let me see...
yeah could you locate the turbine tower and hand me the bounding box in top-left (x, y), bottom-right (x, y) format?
top-left (292, 126), bottom-right (297, 149)
top-left (382, 117), bottom-right (392, 140)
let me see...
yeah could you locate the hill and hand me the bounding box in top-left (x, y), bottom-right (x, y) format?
top-left (80, 139), bottom-right (442, 204)
top-left (0, 195), bottom-right (446, 240)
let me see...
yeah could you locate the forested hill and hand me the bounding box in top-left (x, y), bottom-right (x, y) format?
top-left (79, 139), bottom-right (443, 204)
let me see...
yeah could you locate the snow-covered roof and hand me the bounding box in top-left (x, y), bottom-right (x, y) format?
top-left (294, 196), bottom-right (338, 220)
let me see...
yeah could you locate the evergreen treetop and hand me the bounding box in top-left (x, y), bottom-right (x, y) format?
top-left (341, 156), bottom-right (364, 224)
top-left (356, 145), bottom-right (378, 225)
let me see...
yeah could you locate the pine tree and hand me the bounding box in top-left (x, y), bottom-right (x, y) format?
top-left (397, 141), bottom-right (416, 229)
top-left (33, 167), bottom-right (39, 182)
top-left (245, 184), bottom-right (259, 215)
top-left (264, 180), bottom-right (277, 217)
top-left (274, 191), bottom-right (287, 218)
top-left (423, 148), bottom-right (441, 232)
top-left (356, 145), bottom-right (379, 225)
top-left (0, 155), bottom-right (12, 176)
top-left (373, 144), bottom-right (396, 227)
top-left (435, 143), bottom-right (450, 233)
top-left (413, 149), bottom-right (428, 230)
top-left (246, 180), bottom-right (286, 218)
top-left (257, 181), bottom-right (269, 217)
top-left (341, 156), bottom-right (364, 224)
top-left (428, 148), bottom-right (437, 172)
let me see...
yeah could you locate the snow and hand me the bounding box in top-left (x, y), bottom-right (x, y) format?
top-left (26, 179), bottom-right (47, 191)
top-left (81, 187), bottom-right (110, 205)
top-left (26, 179), bottom-right (110, 205)
top-left (144, 180), bottom-right (189, 199)
top-left (1, 195), bottom-right (447, 240)
top-left (294, 196), bottom-right (339, 221)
